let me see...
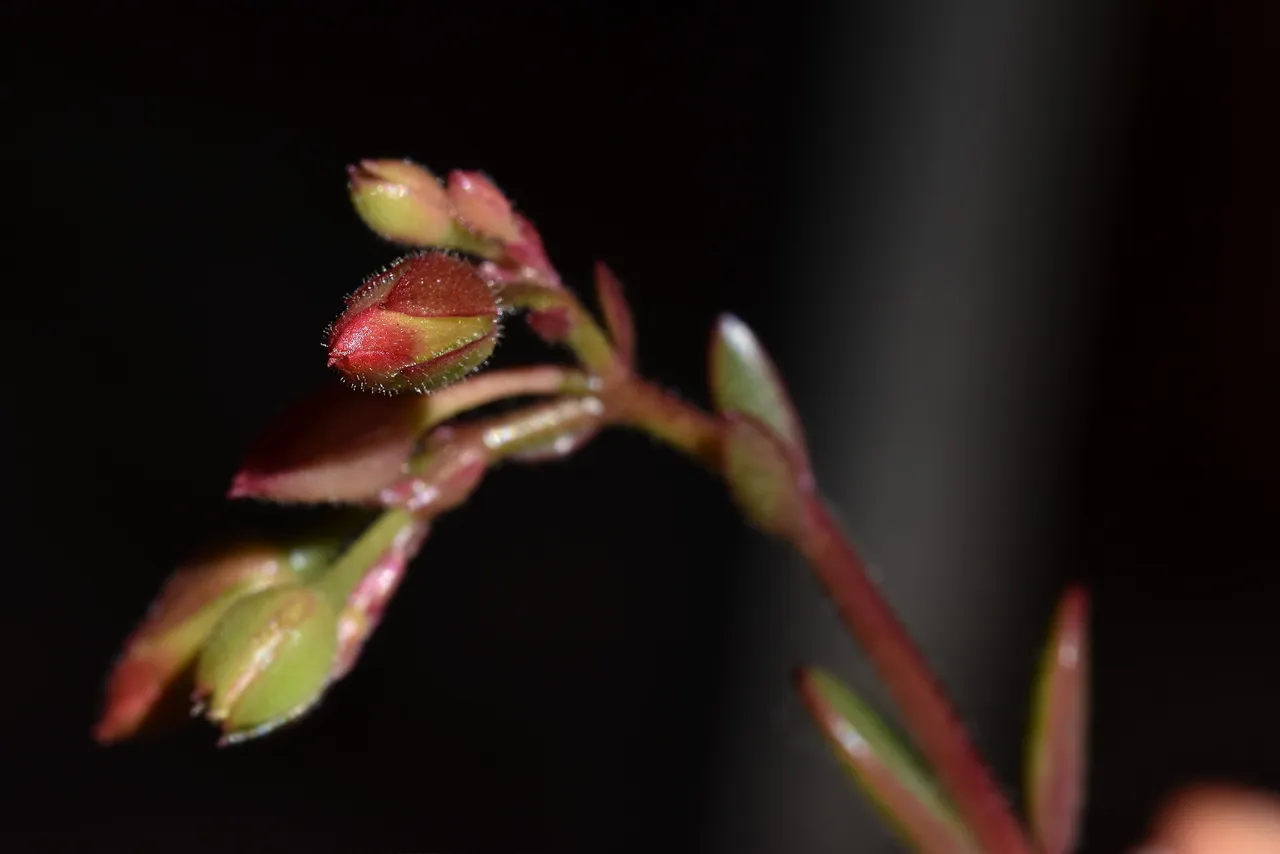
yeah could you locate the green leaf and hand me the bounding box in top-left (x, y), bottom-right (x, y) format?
top-left (797, 668), bottom-right (979, 854)
top-left (708, 314), bottom-right (808, 466)
top-left (722, 412), bottom-right (812, 539)
top-left (1025, 586), bottom-right (1090, 854)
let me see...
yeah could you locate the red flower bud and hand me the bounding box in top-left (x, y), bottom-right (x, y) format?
top-left (327, 251), bottom-right (501, 394)
top-left (477, 212), bottom-right (562, 288)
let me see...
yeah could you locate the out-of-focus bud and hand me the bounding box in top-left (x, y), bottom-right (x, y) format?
top-left (525, 305), bottom-right (574, 343)
top-left (446, 170), bottom-right (522, 243)
top-left (228, 385), bottom-right (425, 504)
top-left (327, 251), bottom-right (501, 394)
top-left (477, 211), bottom-right (563, 288)
top-left (94, 541), bottom-right (336, 744)
top-left (333, 519), bottom-right (429, 680)
top-left (348, 159), bottom-right (456, 246)
top-left (193, 585), bottom-right (339, 744)
top-left (504, 213), bottom-right (559, 283)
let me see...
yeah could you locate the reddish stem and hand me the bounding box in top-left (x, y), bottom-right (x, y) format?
top-left (794, 495), bottom-right (1033, 854)
top-left (501, 280), bottom-right (1033, 853)
top-left (604, 377), bottom-right (723, 469)
top-left (595, 373), bottom-right (1031, 852)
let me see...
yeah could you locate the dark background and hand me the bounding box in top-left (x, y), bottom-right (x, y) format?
top-left (5, 2), bottom-right (1278, 852)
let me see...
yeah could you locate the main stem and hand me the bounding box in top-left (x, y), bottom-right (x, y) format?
top-left (500, 281), bottom-right (1033, 853)
top-left (609, 376), bottom-right (1030, 854)
top-left (796, 495), bottom-right (1031, 854)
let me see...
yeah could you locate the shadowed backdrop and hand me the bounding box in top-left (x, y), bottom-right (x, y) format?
top-left (5, 2), bottom-right (1279, 852)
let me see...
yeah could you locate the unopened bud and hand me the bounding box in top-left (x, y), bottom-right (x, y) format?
top-left (327, 251), bottom-right (501, 394)
top-left (526, 306), bottom-right (574, 343)
top-left (348, 159), bottom-right (455, 246)
top-left (94, 541), bottom-right (334, 744)
top-left (477, 211), bottom-right (562, 288)
top-left (446, 170), bottom-right (522, 243)
top-left (193, 585), bottom-right (339, 744)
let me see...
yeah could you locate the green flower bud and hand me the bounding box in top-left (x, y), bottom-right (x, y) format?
top-left (348, 159), bottom-right (456, 246)
top-left (94, 539), bottom-right (337, 745)
top-left (193, 586), bottom-right (338, 744)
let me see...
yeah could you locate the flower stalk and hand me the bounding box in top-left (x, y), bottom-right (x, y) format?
top-left (94, 156), bottom-right (1090, 854)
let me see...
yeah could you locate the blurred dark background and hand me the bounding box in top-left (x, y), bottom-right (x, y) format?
top-left (5, 1), bottom-right (1278, 852)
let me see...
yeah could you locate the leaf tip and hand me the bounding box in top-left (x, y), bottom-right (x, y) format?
top-left (593, 261), bottom-right (635, 368)
top-left (707, 314), bottom-right (809, 467)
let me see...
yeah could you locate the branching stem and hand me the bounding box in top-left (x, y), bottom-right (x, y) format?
top-left (496, 278), bottom-right (1034, 854)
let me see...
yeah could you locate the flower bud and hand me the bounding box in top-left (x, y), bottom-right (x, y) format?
top-left (525, 306), bottom-right (574, 343)
top-left (476, 211), bottom-right (562, 288)
top-left (446, 170), bottom-right (522, 243)
top-left (94, 541), bottom-right (335, 744)
top-left (327, 251), bottom-right (501, 394)
top-left (348, 159), bottom-right (455, 246)
top-left (193, 585), bottom-right (339, 744)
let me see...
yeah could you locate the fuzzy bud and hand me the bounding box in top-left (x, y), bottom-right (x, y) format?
top-left (348, 159), bottom-right (456, 246)
top-left (94, 541), bottom-right (335, 744)
top-left (328, 251), bottom-right (501, 394)
top-left (446, 170), bottom-right (522, 243)
top-left (193, 586), bottom-right (339, 744)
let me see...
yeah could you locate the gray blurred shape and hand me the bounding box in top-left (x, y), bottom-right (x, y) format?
top-left (700, 1), bottom-right (1137, 852)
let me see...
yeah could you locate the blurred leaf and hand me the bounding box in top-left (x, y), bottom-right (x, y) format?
top-left (594, 261), bottom-right (635, 368)
top-left (797, 668), bottom-right (979, 854)
top-left (228, 384), bottom-right (425, 504)
top-left (708, 314), bottom-right (809, 467)
top-left (722, 412), bottom-right (812, 539)
top-left (1025, 586), bottom-right (1090, 854)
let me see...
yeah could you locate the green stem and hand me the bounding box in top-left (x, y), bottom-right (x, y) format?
top-left (497, 282), bottom-right (623, 378)
top-left (390, 397), bottom-right (607, 512)
top-left (473, 396), bottom-right (605, 459)
top-left (310, 508), bottom-right (415, 610)
top-left (413, 365), bottom-right (595, 433)
top-left (603, 378), bottom-right (723, 469)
